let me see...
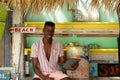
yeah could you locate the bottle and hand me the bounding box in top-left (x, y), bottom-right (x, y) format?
top-left (24, 50), bottom-right (30, 77)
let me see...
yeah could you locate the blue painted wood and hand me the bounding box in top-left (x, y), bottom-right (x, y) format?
top-left (4, 16), bottom-right (9, 67)
top-left (0, 70), bottom-right (10, 80)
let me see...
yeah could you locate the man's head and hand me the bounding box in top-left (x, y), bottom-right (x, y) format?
top-left (43, 21), bottom-right (55, 40)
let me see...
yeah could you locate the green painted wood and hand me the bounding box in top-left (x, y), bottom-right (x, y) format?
top-left (26, 36), bottom-right (118, 49)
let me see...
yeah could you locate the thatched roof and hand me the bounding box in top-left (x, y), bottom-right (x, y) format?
top-left (0, 0), bottom-right (120, 17)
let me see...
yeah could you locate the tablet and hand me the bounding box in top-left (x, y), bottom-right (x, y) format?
top-left (63, 58), bottom-right (80, 69)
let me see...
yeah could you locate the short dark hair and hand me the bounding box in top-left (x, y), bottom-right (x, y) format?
top-left (44, 21), bottom-right (55, 28)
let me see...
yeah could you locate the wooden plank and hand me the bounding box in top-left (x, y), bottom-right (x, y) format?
top-left (4, 17), bottom-right (9, 67)
top-left (24, 22), bottom-right (119, 29)
top-left (24, 22), bottom-right (119, 37)
top-left (4, 10), bottom-right (13, 67)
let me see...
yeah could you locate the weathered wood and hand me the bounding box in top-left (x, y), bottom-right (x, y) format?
top-left (4, 16), bottom-right (9, 67)
top-left (4, 10), bottom-right (12, 67)
top-left (7, 10), bottom-right (13, 67)
top-left (12, 8), bottom-right (24, 79)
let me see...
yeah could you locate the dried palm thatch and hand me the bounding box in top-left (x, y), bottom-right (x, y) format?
top-left (117, 3), bottom-right (120, 17)
top-left (7, 0), bottom-right (64, 15)
top-left (7, 0), bottom-right (32, 17)
top-left (89, 0), bottom-right (99, 9)
top-left (67, 0), bottom-right (78, 10)
top-left (0, 0), bottom-right (120, 16)
top-left (30, 0), bottom-right (64, 14)
top-left (90, 0), bottom-right (120, 12)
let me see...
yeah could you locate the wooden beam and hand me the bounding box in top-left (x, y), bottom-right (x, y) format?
top-left (24, 22), bottom-right (119, 37)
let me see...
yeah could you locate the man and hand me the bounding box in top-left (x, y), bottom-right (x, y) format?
top-left (31, 21), bottom-right (78, 80)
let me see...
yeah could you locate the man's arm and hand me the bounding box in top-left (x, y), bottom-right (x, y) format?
top-left (32, 58), bottom-right (48, 79)
top-left (59, 56), bottom-right (65, 65)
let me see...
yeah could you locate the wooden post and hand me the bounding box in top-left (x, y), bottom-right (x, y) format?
top-left (12, 8), bottom-right (24, 79)
top-left (117, 4), bottom-right (120, 77)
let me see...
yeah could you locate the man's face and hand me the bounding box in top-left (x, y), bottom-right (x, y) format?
top-left (43, 25), bottom-right (55, 40)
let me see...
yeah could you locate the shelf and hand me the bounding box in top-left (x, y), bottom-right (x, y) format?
top-left (24, 22), bottom-right (119, 37)
top-left (24, 48), bottom-right (118, 55)
top-left (89, 49), bottom-right (118, 54)
top-left (89, 49), bottom-right (118, 52)
top-left (24, 48), bottom-right (67, 55)
top-left (24, 22), bottom-right (118, 29)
